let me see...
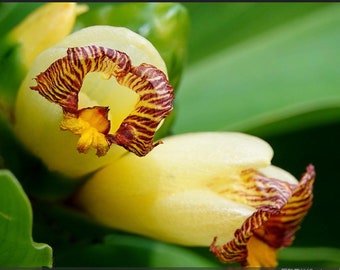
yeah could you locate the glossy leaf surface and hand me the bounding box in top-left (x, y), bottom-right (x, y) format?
top-left (0, 170), bottom-right (52, 267)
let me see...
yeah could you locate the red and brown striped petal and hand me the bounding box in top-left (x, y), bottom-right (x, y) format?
top-left (30, 46), bottom-right (174, 157)
top-left (210, 164), bottom-right (315, 267)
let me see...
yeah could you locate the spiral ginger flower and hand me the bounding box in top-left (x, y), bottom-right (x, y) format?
top-left (74, 132), bottom-right (315, 267)
top-left (11, 5), bottom-right (314, 267)
top-left (14, 26), bottom-right (174, 178)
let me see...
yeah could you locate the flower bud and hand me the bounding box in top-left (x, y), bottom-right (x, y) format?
top-left (14, 26), bottom-right (173, 178)
top-left (74, 132), bottom-right (315, 267)
top-left (10, 2), bottom-right (88, 69)
top-left (0, 3), bottom-right (86, 123)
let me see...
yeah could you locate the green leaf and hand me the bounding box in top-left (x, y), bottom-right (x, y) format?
top-left (279, 246), bottom-right (340, 267)
top-left (0, 44), bottom-right (25, 120)
top-left (23, 201), bottom-right (223, 267)
top-left (0, 3), bottom-right (41, 124)
top-left (105, 234), bottom-right (220, 267)
top-left (0, 3), bottom-right (41, 38)
top-left (0, 170), bottom-right (52, 267)
top-left (181, 3), bottom-right (332, 65)
top-left (0, 114), bottom-right (80, 201)
top-left (172, 3), bottom-right (340, 137)
top-left (55, 233), bottom-right (220, 267)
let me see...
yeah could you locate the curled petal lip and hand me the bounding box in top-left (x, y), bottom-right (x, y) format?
top-left (30, 45), bottom-right (174, 157)
top-left (210, 164), bottom-right (315, 267)
top-left (14, 26), bottom-right (170, 178)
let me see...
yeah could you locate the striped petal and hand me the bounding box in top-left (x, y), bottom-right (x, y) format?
top-left (14, 26), bottom-right (169, 178)
top-left (73, 132), bottom-right (315, 266)
top-left (210, 164), bottom-right (315, 267)
top-left (30, 45), bottom-right (174, 157)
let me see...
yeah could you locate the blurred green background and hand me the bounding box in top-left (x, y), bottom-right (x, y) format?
top-left (177, 0), bottom-right (340, 246)
top-left (0, 2), bottom-right (339, 267)
top-left (178, 1), bottom-right (340, 244)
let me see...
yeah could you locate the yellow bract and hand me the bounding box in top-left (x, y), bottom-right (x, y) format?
top-left (11, 2), bottom-right (88, 69)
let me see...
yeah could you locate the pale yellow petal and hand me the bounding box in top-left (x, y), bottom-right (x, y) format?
top-left (259, 165), bottom-right (298, 185)
top-left (75, 132), bottom-right (273, 244)
top-left (150, 190), bottom-right (255, 246)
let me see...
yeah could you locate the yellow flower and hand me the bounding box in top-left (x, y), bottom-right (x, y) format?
top-left (0, 3), bottom-right (87, 122)
top-left (74, 132), bottom-right (315, 267)
top-left (14, 25), bottom-right (174, 178)
top-left (10, 2), bottom-right (88, 69)
top-left (11, 5), bottom-right (314, 267)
